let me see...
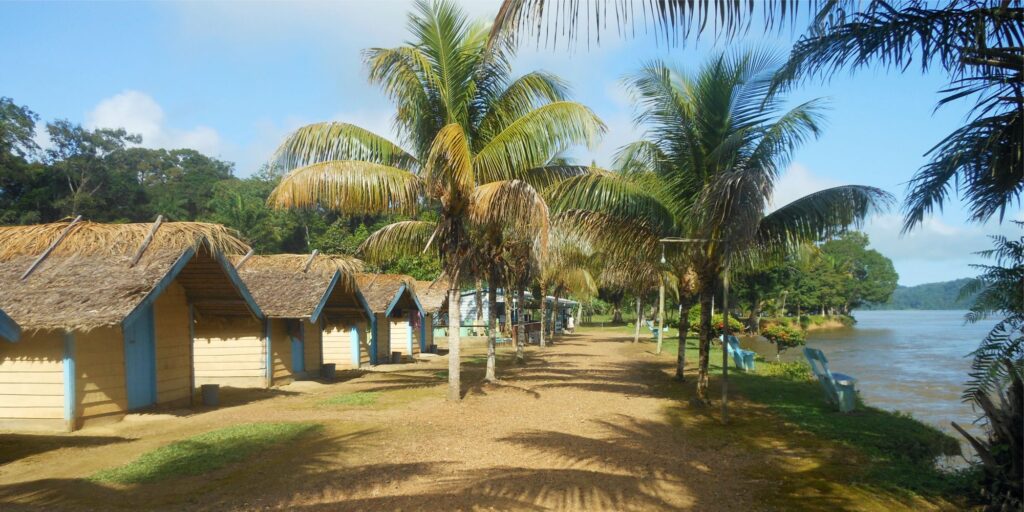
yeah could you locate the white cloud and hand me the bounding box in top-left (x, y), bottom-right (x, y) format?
top-left (85, 90), bottom-right (222, 156)
top-left (770, 163), bottom-right (841, 211)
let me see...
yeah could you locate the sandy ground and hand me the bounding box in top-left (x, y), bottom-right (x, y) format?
top-left (0, 329), bottom-right (956, 511)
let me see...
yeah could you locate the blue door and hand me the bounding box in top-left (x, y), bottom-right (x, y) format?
top-left (124, 304), bottom-right (157, 410)
top-left (291, 336), bottom-right (305, 375)
top-left (419, 312), bottom-right (426, 351)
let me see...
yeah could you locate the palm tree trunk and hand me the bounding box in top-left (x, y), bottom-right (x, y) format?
top-left (474, 280), bottom-right (483, 329)
top-left (515, 288), bottom-right (526, 364)
top-left (632, 297), bottom-right (643, 343)
top-left (676, 294), bottom-right (696, 381)
top-left (538, 282), bottom-right (548, 347)
top-left (551, 290), bottom-right (561, 341)
top-left (696, 284), bottom-right (714, 404)
top-left (447, 285), bottom-right (462, 401)
top-left (485, 270), bottom-right (498, 382)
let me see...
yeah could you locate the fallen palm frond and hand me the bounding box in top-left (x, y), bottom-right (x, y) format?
top-left (0, 220), bottom-right (250, 262)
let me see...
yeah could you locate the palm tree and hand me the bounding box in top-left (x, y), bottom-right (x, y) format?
top-left (550, 50), bottom-right (892, 403)
top-left (267, 0), bottom-right (605, 401)
top-left (491, 0), bottom-right (1024, 235)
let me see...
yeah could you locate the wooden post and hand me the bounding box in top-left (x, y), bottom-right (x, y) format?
top-left (303, 249), bottom-right (320, 272)
top-left (129, 215), bottom-right (163, 267)
top-left (656, 275), bottom-right (665, 354)
top-left (234, 248), bottom-right (255, 270)
top-left (21, 215), bottom-right (82, 280)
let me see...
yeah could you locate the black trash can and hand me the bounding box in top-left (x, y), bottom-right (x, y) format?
top-left (201, 384), bottom-right (219, 407)
top-left (321, 363), bottom-right (336, 380)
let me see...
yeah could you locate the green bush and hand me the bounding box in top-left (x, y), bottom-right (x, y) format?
top-left (685, 309), bottom-right (744, 335)
top-left (758, 360), bottom-right (813, 381)
top-left (761, 324), bottom-right (806, 353)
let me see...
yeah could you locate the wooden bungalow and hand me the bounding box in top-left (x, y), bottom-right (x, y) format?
top-left (413, 279), bottom-right (449, 351)
top-left (231, 253), bottom-right (372, 378)
top-left (0, 220), bottom-right (262, 431)
top-left (356, 274), bottom-right (425, 363)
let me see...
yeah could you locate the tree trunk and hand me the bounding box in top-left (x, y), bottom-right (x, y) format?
top-left (515, 288), bottom-right (526, 364)
top-left (656, 276), bottom-right (665, 354)
top-left (447, 285), bottom-right (462, 401)
top-left (611, 296), bottom-right (624, 323)
top-left (538, 282), bottom-right (548, 347)
top-left (696, 283), bottom-right (714, 404)
top-left (676, 294), bottom-right (696, 381)
top-left (485, 269), bottom-right (498, 382)
top-left (748, 294), bottom-right (761, 334)
top-left (633, 297), bottom-right (643, 343)
top-left (551, 290), bottom-right (561, 341)
top-left (475, 280), bottom-right (483, 325)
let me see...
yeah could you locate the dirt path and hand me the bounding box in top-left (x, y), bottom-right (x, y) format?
top-left (0, 329), bottom-right (952, 511)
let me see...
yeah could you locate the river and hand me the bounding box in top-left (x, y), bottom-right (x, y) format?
top-left (790, 310), bottom-right (995, 456)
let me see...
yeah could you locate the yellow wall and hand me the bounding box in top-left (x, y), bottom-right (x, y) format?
top-left (0, 330), bottom-right (65, 431)
top-left (389, 316), bottom-right (418, 357)
top-left (269, 318), bottom-right (293, 385)
top-left (323, 319), bottom-right (359, 370)
top-left (374, 312), bottom-right (391, 363)
top-left (355, 319), bottom-right (370, 367)
top-left (75, 326), bottom-right (127, 423)
top-left (304, 320), bottom-right (322, 374)
top-left (153, 282), bottom-right (192, 406)
top-left (193, 317), bottom-right (267, 388)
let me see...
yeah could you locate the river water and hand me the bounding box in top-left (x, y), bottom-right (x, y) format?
top-left (788, 310), bottom-right (994, 450)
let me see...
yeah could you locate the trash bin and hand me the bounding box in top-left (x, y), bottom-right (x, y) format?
top-left (201, 384), bottom-right (219, 407)
top-left (391, 351), bottom-right (402, 364)
top-left (321, 363), bottom-right (336, 380)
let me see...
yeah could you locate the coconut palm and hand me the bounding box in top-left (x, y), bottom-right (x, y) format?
top-left (492, 0), bottom-right (1024, 235)
top-left (267, 0), bottom-right (605, 401)
top-left (549, 50), bottom-right (892, 403)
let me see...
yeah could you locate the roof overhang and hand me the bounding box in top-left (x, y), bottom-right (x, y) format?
top-left (385, 283), bottom-right (425, 317)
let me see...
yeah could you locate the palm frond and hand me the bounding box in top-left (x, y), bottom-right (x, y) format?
top-left (270, 122), bottom-right (417, 172)
top-left (469, 180), bottom-right (550, 242)
top-left (545, 171), bottom-right (675, 235)
top-left (357, 220), bottom-right (440, 264)
top-left (473, 101), bottom-right (605, 183)
top-left (424, 123), bottom-right (475, 200)
top-left (476, 71), bottom-right (570, 144)
top-left (268, 161), bottom-right (423, 215)
top-left (755, 185), bottom-right (894, 250)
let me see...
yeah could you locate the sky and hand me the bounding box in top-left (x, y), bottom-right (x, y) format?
top-left (1, 0), bottom-right (1019, 286)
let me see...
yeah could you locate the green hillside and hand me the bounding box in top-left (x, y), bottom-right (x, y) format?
top-left (862, 278), bottom-right (977, 310)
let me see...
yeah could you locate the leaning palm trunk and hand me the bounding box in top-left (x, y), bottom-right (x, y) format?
top-left (515, 289), bottom-right (527, 363)
top-left (633, 297), bottom-right (643, 343)
top-left (696, 286), bottom-right (714, 403)
top-left (447, 285), bottom-right (462, 401)
top-left (676, 294), bottom-right (696, 381)
top-left (538, 283), bottom-right (548, 347)
top-left (485, 273), bottom-right (498, 382)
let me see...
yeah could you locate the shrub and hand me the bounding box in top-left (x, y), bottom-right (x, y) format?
top-left (686, 309), bottom-right (744, 335)
top-left (762, 324), bottom-right (806, 355)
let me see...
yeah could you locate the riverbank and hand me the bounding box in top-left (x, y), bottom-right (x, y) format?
top-left (0, 328), bottom-right (970, 510)
top-left (761, 314), bottom-right (855, 332)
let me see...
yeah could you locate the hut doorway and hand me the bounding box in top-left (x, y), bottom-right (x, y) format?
top-left (124, 304), bottom-right (157, 410)
top-left (287, 320), bottom-right (305, 374)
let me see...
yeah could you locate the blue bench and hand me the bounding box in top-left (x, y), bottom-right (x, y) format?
top-left (645, 319), bottom-right (668, 337)
top-left (721, 335), bottom-right (756, 371)
top-left (803, 347), bottom-right (857, 413)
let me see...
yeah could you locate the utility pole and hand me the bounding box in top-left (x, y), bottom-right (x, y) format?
top-left (656, 274), bottom-right (665, 354)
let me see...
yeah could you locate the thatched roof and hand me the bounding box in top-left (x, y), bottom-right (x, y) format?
top-left (355, 273), bottom-right (419, 314)
top-left (0, 221), bottom-right (259, 332)
top-left (413, 279), bottom-right (449, 313)
top-left (0, 308), bottom-right (20, 342)
top-left (232, 254), bottom-right (364, 319)
top-left (0, 220), bottom-right (250, 262)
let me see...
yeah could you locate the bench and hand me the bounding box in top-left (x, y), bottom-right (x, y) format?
top-left (803, 347), bottom-right (858, 413)
top-left (721, 335), bottom-right (756, 371)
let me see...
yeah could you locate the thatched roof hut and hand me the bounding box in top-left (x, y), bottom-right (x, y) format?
top-left (413, 278), bottom-right (449, 313)
top-left (232, 253), bottom-right (367, 320)
top-left (0, 308), bottom-right (19, 342)
top-left (0, 220), bottom-right (261, 331)
top-left (355, 273), bottom-right (420, 314)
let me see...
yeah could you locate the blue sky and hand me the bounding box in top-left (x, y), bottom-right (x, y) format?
top-left (1, 0), bottom-right (1018, 286)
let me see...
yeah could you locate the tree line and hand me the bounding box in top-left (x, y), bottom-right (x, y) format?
top-left (0, 97), bottom-right (440, 279)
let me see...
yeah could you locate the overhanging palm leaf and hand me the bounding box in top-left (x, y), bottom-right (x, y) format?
top-left (270, 122), bottom-right (417, 171)
top-left (268, 161), bottom-right (422, 215)
top-left (756, 186), bottom-right (894, 250)
top-left (358, 220), bottom-right (440, 263)
top-left (469, 179), bottom-right (549, 243)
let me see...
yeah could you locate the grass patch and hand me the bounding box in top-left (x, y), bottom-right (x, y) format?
top-left (319, 391), bottom-right (380, 406)
top-left (92, 422), bottom-right (320, 484)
